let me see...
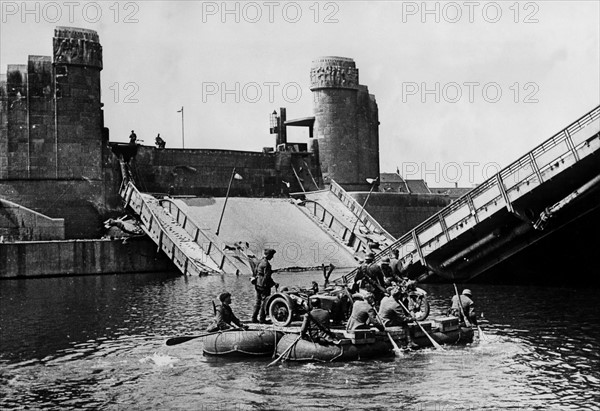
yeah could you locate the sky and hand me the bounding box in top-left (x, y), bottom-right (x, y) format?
top-left (1, 0), bottom-right (599, 187)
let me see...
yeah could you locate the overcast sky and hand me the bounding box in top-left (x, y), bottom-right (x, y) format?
top-left (1, 1), bottom-right (598, 187)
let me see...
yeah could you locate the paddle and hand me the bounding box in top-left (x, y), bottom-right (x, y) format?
top-left (477, 325), bottom-right (488, 341)
top-left (358, 275), bottom-right (443, 351)
top-left (452, 283), bottom-right (472, 327)
top-left (344, 280), bottom-right (402, 355)
top-left (371, 307), bottom-right (403, 356)
top-left (267, 334), bottom-right (302, 367)
top-left (395, 297), bottom-right (444, 351)
top-left (165, 327), bottom-right (242, 346)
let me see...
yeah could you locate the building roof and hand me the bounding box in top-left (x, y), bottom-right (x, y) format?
top-left (405, 179), bottom-right (432, 194)
top-left (284, 117), bottom-right (315, 127)
top-left (379, 173), bottom-right (405, 183)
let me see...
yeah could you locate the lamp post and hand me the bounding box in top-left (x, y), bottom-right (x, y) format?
top-left (177, 106), bottom-right (185, 148)
top-left (348, 177), bottom-right (379, 244)
top-left (216, 167), bottom-right (243, 236)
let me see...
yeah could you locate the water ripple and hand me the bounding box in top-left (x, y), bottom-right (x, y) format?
top-left (2, 274), bottom-right (600, 409)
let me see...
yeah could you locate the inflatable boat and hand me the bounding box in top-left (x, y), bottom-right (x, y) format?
top-left (202, 329), bottom-right (283, 357)
top-left (385, 317), bottom-right (475, 348)
top-left (274, 333), bottom-right (392, 362)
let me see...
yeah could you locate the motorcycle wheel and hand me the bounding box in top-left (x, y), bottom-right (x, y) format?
top-left (268, 296), bottom-right (293, 326)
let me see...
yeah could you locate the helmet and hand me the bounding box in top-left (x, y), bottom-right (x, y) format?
top-left (462, 289), bottom-right (472, 296)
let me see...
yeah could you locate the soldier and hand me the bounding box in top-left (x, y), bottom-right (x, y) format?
top-left (450, 289), bottom-right (478, 326)
top-left (300, 297), bottom-right (338, 345)
top-left (251, 248), bottom-right (278, 324)
top-left (388, 249), bottom-right (400, 278)
top-left (206, 292), bottom-right (248, 332)
top-left (366, 258), bottom-right (387, 304)
top-left (346, 292), bottom-right (384, 332)
top-left (351, 252), bottom-right (375, 293)
top-left (129, 130), bottom-right (137, 145)
top-left (155, 133), bottom-right (166, 149)
top-left (379, 287), bottom-right (418, 349)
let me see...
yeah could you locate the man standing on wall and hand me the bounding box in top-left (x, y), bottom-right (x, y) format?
top-left (251, 249), bottom-right (278, 324)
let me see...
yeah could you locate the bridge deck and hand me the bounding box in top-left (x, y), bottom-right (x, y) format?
top-left (334, 105), bottom-right (600, 284)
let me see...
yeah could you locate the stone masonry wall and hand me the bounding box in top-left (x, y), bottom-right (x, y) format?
top-left (126, 147), bottom-right (280, 197)
top-left (0, 28), bottom-right (116, 239)
top-left (351, 192), bottom-right (451, 238)
top-left (0, 74), bottom-right (7, 179)
top-left (0, 198), bottom-right (65, 241)
top-left (0, 237), bottom-right (176, 278)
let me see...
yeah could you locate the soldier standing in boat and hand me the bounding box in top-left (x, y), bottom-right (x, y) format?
top-left (366, 258), bottom-right (387, 305)
top-left (390, 249), bottom-right (401, 277)
top-left (450, 289), bottom-right (478, 326)
top-left (251, 248), bottom-right (278, 324)
top-left (206, 292), bottom-right (248, 332)
top-left (129, 130), bottom-right (137, 145)
top-left (379, 257), bottom-right (395, 286)
top-left (351, 252), bottom-right (375, 293)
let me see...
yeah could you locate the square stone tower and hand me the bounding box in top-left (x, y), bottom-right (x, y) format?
top-left (0, 27), bottom-right (109, 238)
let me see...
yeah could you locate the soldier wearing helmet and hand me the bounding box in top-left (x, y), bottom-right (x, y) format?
top-left (450, 288), bottom-right (478, 325)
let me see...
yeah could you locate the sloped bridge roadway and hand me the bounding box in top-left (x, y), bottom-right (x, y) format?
top-left (335, 105), bottom-right (600, 284)
top-left (120, 183), bottom-right (252, 276)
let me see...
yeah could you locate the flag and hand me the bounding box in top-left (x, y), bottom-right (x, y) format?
top-left (396, 166), bottom-right (400, 174)
top-left (177, 107), bottom-right (183, 113)
top-left (234, 173), bottom-right (243, 180)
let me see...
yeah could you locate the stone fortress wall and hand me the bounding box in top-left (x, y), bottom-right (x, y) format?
top-left (0, 27), bottom-right (120, 239)
top-left (1, 28), bottom-right (447, 243)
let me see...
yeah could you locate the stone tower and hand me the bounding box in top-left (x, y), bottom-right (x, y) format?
top-left (0, 27), bottom-right (103, 180)
top-left (0, 27), bottom-right (109, 238)
top-left (310, 57), bottom-right (379, 191)
top-left (53, 26), bottom-right (104, 179)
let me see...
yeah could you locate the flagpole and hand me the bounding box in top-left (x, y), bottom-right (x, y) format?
top-left (348, 177), bottom-right (379, 245)
top-left (180, 106), bottom-right (185, 148)
top-left (216, 167), bottom-right (236, 236)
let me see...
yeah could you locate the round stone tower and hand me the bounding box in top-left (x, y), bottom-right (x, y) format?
top-left (310, 56), bottom-right (379, 191)
top-left (52, 27), bottom-right (103, 180)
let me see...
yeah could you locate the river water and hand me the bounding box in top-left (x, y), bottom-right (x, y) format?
top-left (1, 271), bottom-right (599, 410)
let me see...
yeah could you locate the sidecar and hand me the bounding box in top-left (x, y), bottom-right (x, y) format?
top-left (266, 286), bottom-right (351, 327)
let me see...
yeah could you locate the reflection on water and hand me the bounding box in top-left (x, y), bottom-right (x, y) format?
top-left (2, 272), bottom-right (600, 410)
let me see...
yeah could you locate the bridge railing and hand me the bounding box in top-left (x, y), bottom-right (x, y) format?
top-left (334, 105), bottom-right (600, 284)
top-left (329, 180), bottom-right (395, 243)
top-left (121, 182), bottom-right (217, 276)
top-left (301, 199), bottom-right (371, 253)
top-left (159, 199), bottom-right (246, 275)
